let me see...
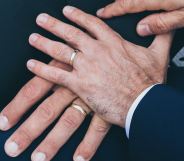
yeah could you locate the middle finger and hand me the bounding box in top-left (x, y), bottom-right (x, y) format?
top-left (36, 13), bottom-right (95, 51)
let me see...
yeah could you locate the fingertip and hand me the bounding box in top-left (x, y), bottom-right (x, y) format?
top-left (73, 155), bottom-right (86, 161)
top-left (27, 59), bottom-right (36, 71)
top-left (96, 8), bottom-right (105, 17)
top-left (36, 13), bottom-right (49, 26)
top-left (0, 114), bottom-right (10, 131)
top-left (4, 139), bottom-right (20, 157)
top-left (63, 6), bottom-right (75, 16)
top-left (31, 151), bottom-right (47, 161)
top-left (73, 142), bottom-right (93, 161)
top-left (29, 33), bottom-right (39, 45)
top-left (137, 23), bottom-right (153, 36)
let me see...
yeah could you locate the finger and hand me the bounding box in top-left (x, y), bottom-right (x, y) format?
top-left (27, 59), bottom-right (75, 88)
top-left (4, 87), bottom-right (77, 157)
top-left (74, 115), bottom-right (111, 161)
top-left (0, 60), bottom-right (63, 131)
top-left (63, 6), bottom-right (116, 41)
top-left (137, 9), bottom-right (184, 36)
top-left (36, 13), bottom-right (94, 50)
top-left (149, 32), bottom-right (174, 57)
top-left (97, 1), bottom-right (127, 18)
top-left (97, 0), bottom-right (183, 18)
top-left (149, 33), bottom-right (174, 83)
top-left (31, 99), bottom-right (90, 161)
top-left (29, 33), bottom-right (77, 65)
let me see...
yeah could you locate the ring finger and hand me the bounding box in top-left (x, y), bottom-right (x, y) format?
top-left (29, 33), bottom-right (82, 67)
top-left (31, 98), bottom-right (91, 161)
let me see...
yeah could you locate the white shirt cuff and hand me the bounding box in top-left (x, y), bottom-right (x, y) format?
top-left (125, 84), bottom-right (158, 138)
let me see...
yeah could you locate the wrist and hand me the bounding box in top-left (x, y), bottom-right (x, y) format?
top-left (120, 77), bottom-right (155, 127)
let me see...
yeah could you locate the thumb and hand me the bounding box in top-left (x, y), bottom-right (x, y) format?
top-left (148, 33), bottom-right (174, 83)
top-left (137, 9), bottom-right (184, 36)
top-left (97, 0), bottom-right (167, 18)
top-left (149, 32), bottom-right (174, 59)
top-left (96, 1), bottom-right (124, 18)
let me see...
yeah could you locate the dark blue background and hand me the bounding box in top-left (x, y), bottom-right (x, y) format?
top-left (0, 0), bottom-right (183, 161)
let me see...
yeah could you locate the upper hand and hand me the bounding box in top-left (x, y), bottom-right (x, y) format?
top-left (97, 0), bottom-right (184, 36)
top-left (26, 6), bottom-right (173, 127)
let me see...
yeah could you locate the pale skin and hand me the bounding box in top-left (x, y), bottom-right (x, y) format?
top-left (97, 0), bottom-right (184, 36)
top-left (26, 6), bottom-right (173, 126)
top-left (0, 5), bottom-right (173, 161)
top-left (22, 6), bottom-right (173, 160)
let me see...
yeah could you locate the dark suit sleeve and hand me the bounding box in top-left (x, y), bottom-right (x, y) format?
top-left (129, 84), bottom-right (184, 161)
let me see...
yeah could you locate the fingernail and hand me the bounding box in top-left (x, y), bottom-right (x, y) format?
top-left (5, 141), bottom-right (19, 157)
top-left (63, 6), bottom-right (75, 14)
top-left (74, 156), bottom-right (86, 161)
top-left (32, 152), bottom-right (46, 161)
top-left (27, 60), bottom-right (36, 70)
top-left (137, 24), bottom-right (152, 36)
top-left (37, 13), bottom-right (48, 25)
top-left (0, 115), bottom-right (9, 131)
top-left (97, 8), bottom-right (104, 16)
top-left (29, 34), bottom-right (39, 44)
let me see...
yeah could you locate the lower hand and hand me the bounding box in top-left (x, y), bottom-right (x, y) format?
top-left (0, 60), bottom-right (110, 161)
top-left (27, 6), bottom-right (173, 127)
top-left (97, 0), bottom-right (184, 36)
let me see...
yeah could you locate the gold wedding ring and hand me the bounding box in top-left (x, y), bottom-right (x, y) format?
top-left (69, 50), bottom-right (78, 66)
top-left (71, 104), bottom-right (87, 116)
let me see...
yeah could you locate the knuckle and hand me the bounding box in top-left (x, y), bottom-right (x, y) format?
top-left (82, 14), bottom-right (95, 26)
top-left (49, 42), bottom-right (64, 58)
top-left (37, 103), bottom-right (55, 122)
top-left (49, 42), bottom-right (72, 63)
top-left (95, 18), bottom-right (106, 29)
top-left (43, 139), bottom-right (59, 151)
top-left (152, 14), bottom-right (170, 33)
top-left (64, 28), bottom-right (82, 43)
top-left (91, 121), bottom-right (109, 133)
top-left (17, 128), bottom-right (33, 145)
top-left (93, 43), bottom-right (109, 55)
top-left (47, 69), bottom-right (64, 84)
top-left (59, 88), bottom-right (76, 99)
top-left (119, 0), bottom-right (130, 12)
top-left (62, 112), bottom-right (80, 129)
top-left (92, 16), bottom-right (108, 31)
top-left (21, 82), bottom-right (41, 102)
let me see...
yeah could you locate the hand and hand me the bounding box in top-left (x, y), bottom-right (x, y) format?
top-left (97, 0), bottom-right (184, 36)
top-left (0, 60), bottom-right (111, 161)
top-left (26, 6), bottom-right (173, 127)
